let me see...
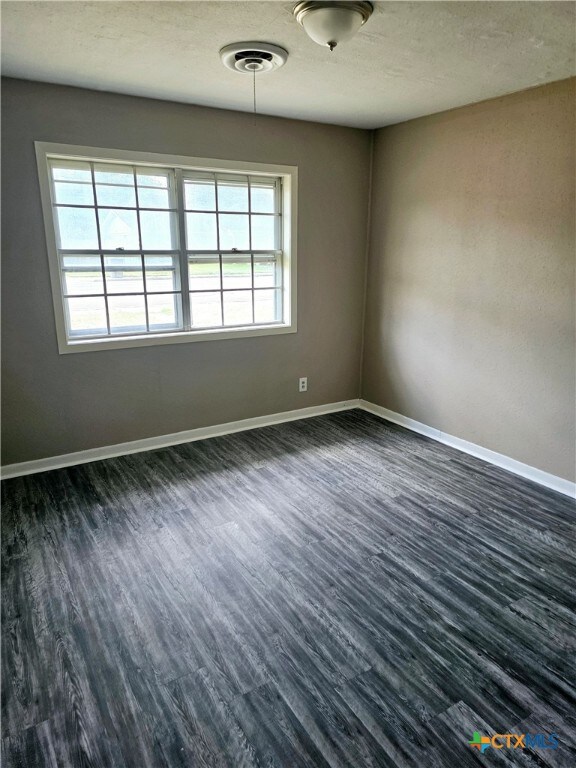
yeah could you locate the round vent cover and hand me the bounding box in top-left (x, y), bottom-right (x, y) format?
top-left (220, 42), bottom-right (288, 74)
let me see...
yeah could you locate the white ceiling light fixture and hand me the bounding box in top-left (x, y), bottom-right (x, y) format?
top-left (293, 1), bottom-right (374, 51)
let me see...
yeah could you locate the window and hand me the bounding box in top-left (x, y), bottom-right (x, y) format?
top-left (36, 143), bottom-right (297, 353)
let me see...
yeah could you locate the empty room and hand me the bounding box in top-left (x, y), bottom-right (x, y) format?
top-left (1, 1), bottom-right (575, 766)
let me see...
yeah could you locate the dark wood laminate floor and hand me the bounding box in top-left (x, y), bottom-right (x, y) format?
top-left (2, 409), bottom-right (575, 767)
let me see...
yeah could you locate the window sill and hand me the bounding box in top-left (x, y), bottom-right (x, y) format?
top-left (58, 322), bottom-right (297, 354)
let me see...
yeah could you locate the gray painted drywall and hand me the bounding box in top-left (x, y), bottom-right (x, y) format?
top-left (362, 78), bottom-right (576, 482)
top-left (1, 78), bottom-right (370, 464)
top-left (2, 77), bottom-right (575, 483)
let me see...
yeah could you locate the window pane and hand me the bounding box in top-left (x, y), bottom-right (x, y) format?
top-left (223, 290), bottom-right (252, 326)
top-left (145, 255), bottom-right (179, 292)
top-left (250, 181), bottom-right (276, 213)
top-left (54, 182), bottom-right (94, 206)
top-left (140, 211), bottom-right (176, 250)
top-left (254, 289), bottom-right (281, 324)
top-left (137, 170), bottom-right (169, 188)
top-left (62, 255), bottom-right (101, 269)
top-left (147, 293), bottom-right (181, 330)
top-left (222, 258), bottom-right (251, 290)
top-left (63, 257), bottom-right (104, 296)
top-left (251, 215), bottom-right (276, 250)
top-left (56, 207), bottom-right (99, 249)
top-left (137, 187), bottom-right (170, 208)
top-left (108, 294), bottom-right (147, 334)
top-left (98, 209), bottom-right (139, 250)
top-left (52, 161), bottom-right (91, 183)
top-left (186, 213), bottom-right (217, 249)
top-left (66, 296), bottom-right (107, 335)
top-left (190, 291), bottom-right (222, 328)
top-left (94, 165), bottom-right (134, 186)
top-left (104, 256), bottom-right (143, 293)
top-left (217, 180), bottom-right (248, 212)
top-left (96, 184), bottom-right (136, 207)
top-left (219, 214), bottom-right (249, 250)
top-left (185, 180), bottom-right (215, 211)
top-left (254, 259), bottom-right (278, 288)
top-left (189, 259), bottom-right (220, 290)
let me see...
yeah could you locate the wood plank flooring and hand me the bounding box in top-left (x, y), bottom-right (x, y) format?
top-left (1, 409), bottom-right (575, 767)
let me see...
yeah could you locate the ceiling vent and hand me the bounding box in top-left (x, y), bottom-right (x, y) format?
top-left (220, 42), bottom-right (288, 74)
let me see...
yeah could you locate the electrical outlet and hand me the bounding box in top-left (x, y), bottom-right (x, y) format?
top-left (299, 377), bottom-right (308, 392)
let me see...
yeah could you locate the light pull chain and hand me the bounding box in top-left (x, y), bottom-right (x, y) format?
top-left (253, 69), bottom-right (257, 117)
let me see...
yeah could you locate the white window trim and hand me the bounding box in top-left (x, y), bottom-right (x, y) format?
top-left (35, 142), bottom-right (298, 354)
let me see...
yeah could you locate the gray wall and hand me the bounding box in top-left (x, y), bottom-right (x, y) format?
top-left (362, 78), bottom-right (576, 482)
top-left (1, 78), bottom-right (371, 464)
top-left (3, 77), bottom-right (574, 482)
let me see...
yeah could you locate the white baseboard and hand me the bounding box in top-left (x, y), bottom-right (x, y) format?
top-left (0, 399), bottom-right (361, 480)
top-left (360, 399), bottom-right (576, 499)
top-left (2, 397), bottom-right (574, 499)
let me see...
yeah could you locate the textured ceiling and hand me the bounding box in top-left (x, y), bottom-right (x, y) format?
top-left (1, 1), bottom-right (574, 128)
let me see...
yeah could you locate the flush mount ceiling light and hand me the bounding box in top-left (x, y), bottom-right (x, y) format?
top-left (219, 42), bottom-right (288, 74)
top-left (293, 1), bottom-right (373, 51)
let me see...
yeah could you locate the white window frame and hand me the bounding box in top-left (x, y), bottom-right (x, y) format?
top-left (35, 142), bottom-right (297, 354)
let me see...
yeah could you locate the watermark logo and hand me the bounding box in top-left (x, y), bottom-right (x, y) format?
top-left (469, 732), bottom-right (558, 753)
top-left (469, 732), bottom-right (491, 753)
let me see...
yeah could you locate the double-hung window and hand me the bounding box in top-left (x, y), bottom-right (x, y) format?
top-left (36, 143), bottom-right (297, 353)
